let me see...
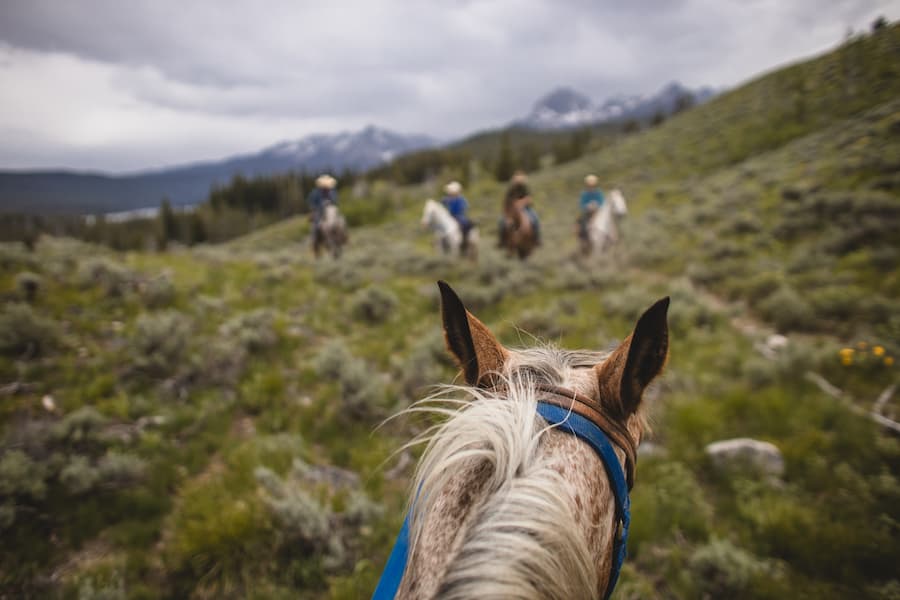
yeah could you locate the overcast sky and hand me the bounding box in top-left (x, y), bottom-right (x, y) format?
top-left (0, 0), bottom-right (895, 173)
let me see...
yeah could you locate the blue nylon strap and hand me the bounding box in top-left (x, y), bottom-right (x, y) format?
top-left (535, 402), bottom-right (631, 600)
top-left (372, 402), bottom-right (631, 600)
top-left (372, 512), bottom-right (410, 599)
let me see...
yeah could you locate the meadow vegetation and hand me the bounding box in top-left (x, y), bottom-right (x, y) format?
top-left (1, 23), bottom-right (898, 599)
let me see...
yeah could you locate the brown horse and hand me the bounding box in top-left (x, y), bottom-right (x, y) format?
top-left (383, 281), bottom-right (669, 599)
top-left (503, 198), bottom-right (538, 260)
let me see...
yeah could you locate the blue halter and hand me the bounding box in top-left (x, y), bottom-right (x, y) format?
top-left (372, 400), bottom-right (632, 600)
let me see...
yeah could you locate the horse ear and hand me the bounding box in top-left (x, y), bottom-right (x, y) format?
top-left (438, 281), bottom-right (508, 387)
top-left (595, 297), bottom-right (669, 417)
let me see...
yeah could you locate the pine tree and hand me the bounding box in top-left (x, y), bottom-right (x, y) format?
top-left (495, 133), bottom-right (514, 182)
top-left (158, 198), bottom-right (178, 250)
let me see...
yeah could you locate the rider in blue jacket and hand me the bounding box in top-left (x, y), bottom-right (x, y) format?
top-left (442, 181), bottom-right (474, 249)
top-left (578, 174), bottom-right (604, 240)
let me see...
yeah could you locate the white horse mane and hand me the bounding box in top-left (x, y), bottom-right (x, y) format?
top-left (400, 346), bottom-right (610, 599)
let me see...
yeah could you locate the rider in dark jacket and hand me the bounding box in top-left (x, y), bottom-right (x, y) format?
top-left (499, 171), bottom-right (541, 247)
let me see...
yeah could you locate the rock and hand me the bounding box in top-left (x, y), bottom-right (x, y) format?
top-left (705, 438), bottom-right (784, 478)
top-left (766, 334), bottom-right (788, 351)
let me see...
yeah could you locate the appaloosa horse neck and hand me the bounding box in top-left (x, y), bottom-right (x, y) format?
top-left (376, 281), bottom-right (669, 600)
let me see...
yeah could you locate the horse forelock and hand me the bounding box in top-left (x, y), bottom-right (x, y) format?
top-left (397, 346), bottom-right (630, 600)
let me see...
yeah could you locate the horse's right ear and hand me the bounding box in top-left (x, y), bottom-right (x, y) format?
top-left (438, 281), bottom-right (508, 387)
top-left (595, 297), bottom-right (669, 417)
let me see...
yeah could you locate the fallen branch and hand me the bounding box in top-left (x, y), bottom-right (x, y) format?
top-left (873, 383), bottom-right (896, 417)
top-left (804, 372), bottom-right (900, 435)
top-left (0, 381), bottom-right (36, 396)
top-left (803, 372), bottom-right (845, 400)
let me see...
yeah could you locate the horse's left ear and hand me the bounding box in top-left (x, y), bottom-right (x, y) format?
top-left (595, 297), bottom-right (669, 417)
top-left (438, 281), bottom-right (508, 387)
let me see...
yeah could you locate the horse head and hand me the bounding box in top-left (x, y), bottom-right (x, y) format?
top-left (384, 282), bottom-right (669, 599)
top-left (421, 199), bottom-right (438, 229)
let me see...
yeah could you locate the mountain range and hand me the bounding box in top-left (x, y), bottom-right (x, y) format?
top-left (0, 127), bottom-right (435, 215)
top-left (517, 82), bottom-right (717, 129)
top-left (0, 82), bottom-right (714, 214)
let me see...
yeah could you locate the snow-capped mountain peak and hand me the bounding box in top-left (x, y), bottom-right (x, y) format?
top-left (256, 126), bottom-right (435, 172)
top-left (518, 82), bottom-right (718, 129)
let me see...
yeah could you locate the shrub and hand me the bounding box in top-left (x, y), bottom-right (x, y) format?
top-left (315, 341), bottom-right (384, 417)
top-left (59, 455), bottom-right (101, 494)
top-left (0, 502), bottom-right (14, 529)
top-left (14, 271), bottom-right (42, 302)
top-left (129, 311), bottom-right (193, 378)
top-left (515, 309), bottom-right (563, 340)
top-left (756, 285), bottom-right (816, 332)
top-left (200, 338), bottom-right (249, 387)
top-left (0, 450), bottom-right (47, 500)
top-left (76, 257), bottom-right (135, 297)
top-left (255, 459), bottom-right (383, 570)
top-left (689, 538), bottom-right (775, 597)
top-left (254, 465), bottom-right (330, 547)
top-left (139, 274), bottom-right (176, 309)
top-left (219, 308), bottom-right (280, 353)
top-left (349, 286), bottom-right (398, 324)
top-left (397, 330), bottom-right (452, 400)
top-left (96, 452), bottom-right (147, 485)
top-left (741, 355), bottom-right (778, 390)
top-left (629, 461), bottom-right (713, 555)
top-left (52, 406), bottom-right (108, 446)
top-left (666, 278), bottom-right (721, 336)
top-left (0, 303), bottom-right (61, 357)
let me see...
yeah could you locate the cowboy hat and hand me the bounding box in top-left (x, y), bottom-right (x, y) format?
top-left (444, 181), bottom-right (462, 195)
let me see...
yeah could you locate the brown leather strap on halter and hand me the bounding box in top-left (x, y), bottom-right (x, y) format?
top-left (536, 383), bottom-right (637, 490)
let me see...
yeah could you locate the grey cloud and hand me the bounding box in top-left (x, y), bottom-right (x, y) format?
top-left (0, 0), bottom-right (896, 169)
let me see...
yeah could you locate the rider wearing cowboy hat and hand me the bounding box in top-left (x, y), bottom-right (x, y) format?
top-left (578, 174), bottom-right (605, 240)
top-left (499, 170), bottom-right (541, 247)
top-left (307, 174), bottom-right (338, 248)
top-left (441, 181), bottom-right (475, 251)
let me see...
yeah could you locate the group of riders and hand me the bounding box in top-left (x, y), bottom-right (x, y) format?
top-left (439, 171), bottom-right (613, 253)
top-left (306, 170), bottom-right (614, 255)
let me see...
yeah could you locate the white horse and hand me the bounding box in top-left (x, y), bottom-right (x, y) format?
top-left (421, 199), bottom-right (479, 260)
top-left (315, 204), bottom-right (348, 259)
top-left (581, 189), bottom-right (627, 257)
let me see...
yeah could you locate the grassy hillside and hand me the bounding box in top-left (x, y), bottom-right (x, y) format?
top-left (1, 24), bottom-right (898, 600)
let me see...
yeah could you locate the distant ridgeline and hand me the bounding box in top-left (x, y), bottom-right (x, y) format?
top-left (0, 170), bottom-right (355, 251)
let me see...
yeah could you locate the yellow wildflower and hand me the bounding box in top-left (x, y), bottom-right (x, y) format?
top-left (873, 346), bottom-right (885, 356)
top-left (841, 355), bottom-right (853, 366)
top-left (886, 357), bottom-right (895, 367)
top-left (839, 347), bottom-right (854, 357)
